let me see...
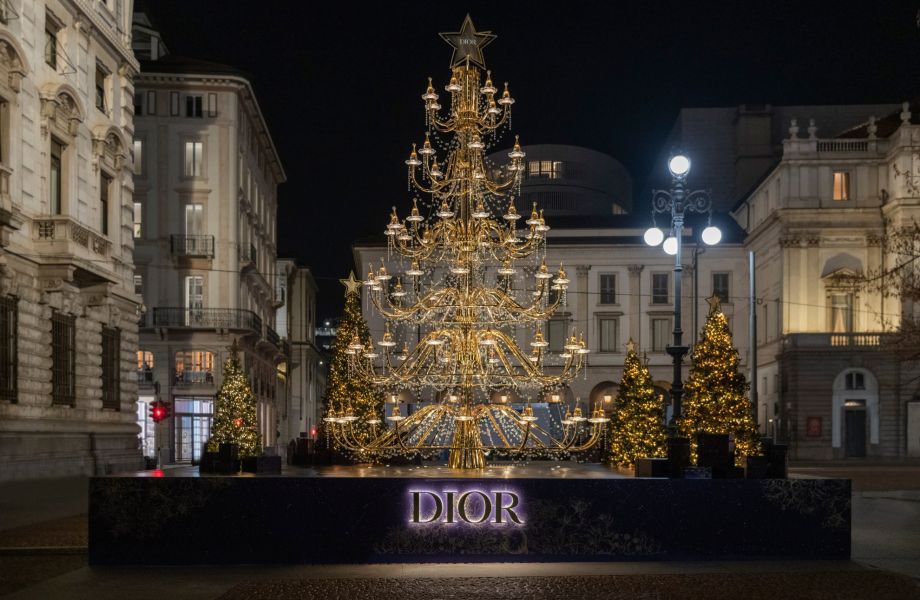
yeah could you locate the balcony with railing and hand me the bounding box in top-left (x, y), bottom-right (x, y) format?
top-left (152, 308), bottom-right (262, 336)
top-left (174, 370), bottom-right (215, 386)
top-left (170, 235), bottom-right (214, 258)
top-left (32, 215), bottom-right (112, 260)
top-left (136, 369), bottom-right (154, 385)
top-left (782, 332), bottom-right (891, 351)
top-left (239, 243), bottom-right (257, 269)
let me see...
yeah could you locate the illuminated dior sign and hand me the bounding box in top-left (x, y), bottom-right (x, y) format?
top-left (410, 490), bottom-right (524, 525)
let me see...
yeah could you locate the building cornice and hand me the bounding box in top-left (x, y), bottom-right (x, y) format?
top-left (68, 0), bottom-right (139, 72)
top-left (136, 71), bottom-right (286, 184)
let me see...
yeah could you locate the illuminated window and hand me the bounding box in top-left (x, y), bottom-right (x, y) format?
top-left (175, 351), bottom-right (214, 385)
top-left (527, 160), bottom-right (564, 179)
top-left (133, 202), bottom-right (142, 238)
top-left (833, 171), bottom-right (850, 201)
top-left (133, 139), bottom-right (143, 175)
top-left (828, 292), bottom-right (854, 333)
top-left (184, 141), bottom-right (203, 177)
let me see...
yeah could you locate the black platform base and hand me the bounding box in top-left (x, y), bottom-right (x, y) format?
top-left (89, 469), bottom-right (850, 564)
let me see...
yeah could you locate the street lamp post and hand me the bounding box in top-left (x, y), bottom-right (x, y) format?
top-left (644, 154), bottom-right (721, 431)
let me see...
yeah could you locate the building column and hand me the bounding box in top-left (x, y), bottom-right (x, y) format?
top-left (628, 264), bottom-right (644, 345)
top-left (576, 265), bottom-right (590, 347)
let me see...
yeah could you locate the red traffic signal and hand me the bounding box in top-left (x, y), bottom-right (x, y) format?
top-left (149, 401), bottom-right (170, 423)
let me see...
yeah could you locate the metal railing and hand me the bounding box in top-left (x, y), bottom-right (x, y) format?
top-left (174, 370), bottom-right (214, 386)
top-left (266, 326), bottom-right (280, 348)
top-left (783, 332), bottom-right (888, 350)
top-left (170, 235), bottom-right (215, 258)
top-left (136, 370), bottom-right (154, 384)
top-left (152, 308), bottom-right (262, 334)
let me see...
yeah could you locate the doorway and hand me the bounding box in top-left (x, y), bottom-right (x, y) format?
top-left (173, 397), bottom-right (213, 463)
top-left (844, 406), bottom-right (867, 458)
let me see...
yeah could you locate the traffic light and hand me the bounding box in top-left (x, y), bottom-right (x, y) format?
top-left (150, 401), bottom-right (167, 423)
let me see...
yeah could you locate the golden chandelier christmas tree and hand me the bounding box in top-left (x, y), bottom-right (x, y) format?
top-left (324, 16), bottom-right (607, 468)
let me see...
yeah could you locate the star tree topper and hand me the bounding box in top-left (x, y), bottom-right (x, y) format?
top-left (440, 15), bottom-right (496, 69)
top-left (705, 292), bottom-right (723, 315)
top-left (341, 271), bottom-right (362, 296)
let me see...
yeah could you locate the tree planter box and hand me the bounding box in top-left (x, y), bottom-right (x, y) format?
top-left (241, 455), bottom-right (282, 474)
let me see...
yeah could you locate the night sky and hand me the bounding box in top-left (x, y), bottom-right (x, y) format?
top-left (143, 0), bottom-right (920, 317)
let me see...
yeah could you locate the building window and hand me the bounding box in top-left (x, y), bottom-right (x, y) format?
top-left (829, 292), bottom-right (854, 333)
top-left (50, 139), bottom-right (63, 214)
top-left (51, 312), bottom-right (75, 406)
top-left (527, 160), bottom-right (564, 179)
top-left (133, 139), bottom-right (143, 175)
top-left (548, 319), bottom-right (566, 353)
top-left (599, 317), bottom-right (618, 353)
top-left (101, 327), bottom-right (120, 410)
top-left (184, 141), bottom-right (203, 177)
top-left (175, 351), bottom-right (214, 385)
top-left (0, 296), bottom-right (16, 403)
top-left (833, 171), bottom-right (850, 201)
top-left (0, 100), bottom-right (8, 165)
top-left (651, 317), bottom-right (671, 352)
top-left (185, 203), bottom-right (203, 235)
top-left (133, 202), bottom-right (142, 238)
top-left (134, 274), bottom-right (143, 296)
top-left (712, 272), bottom-right (730, 303)
top-left (95, 64), bottom-right (108, 113)
top-left (844, 371), bottom-right (865, 391)
top-left (185, 95), bottom-right (203, 118)
top-left (100, 172), bottom-right (112, 235)
top-left (599, 274), bottom-right (616, 304)
top-left (185, 276), bottom-right (204, 322)
top-left (146, 90), bottom-right (157, 115)
top-left (44, 25), bottom-right (57, 69)
top-left (652, 273), bottom-right (669, 304)
top-left (133, 92), bottom-right (143, 115)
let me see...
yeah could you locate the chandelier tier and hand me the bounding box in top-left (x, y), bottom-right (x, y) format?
top-left (325, 15), bottom-right (607, 468)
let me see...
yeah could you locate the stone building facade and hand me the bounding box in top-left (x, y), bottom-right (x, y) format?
top-left (734, 103), bottom-right (920, 460)
top-left (0, 0), bottom-right (142, 480)
top-left (132, 20), bottom-right (287, 463)
top-left (277, 260), bottom-right (326, 446)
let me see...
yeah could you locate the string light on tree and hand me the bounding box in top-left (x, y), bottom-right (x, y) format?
top-left (679, 294), bottom-right (761, 465)
top-left (207, 340), bottom-right (261, 457)
top-left (606, 339), bottom-right (668, 467)
top-left (324, 15), bottom-right (606, 469)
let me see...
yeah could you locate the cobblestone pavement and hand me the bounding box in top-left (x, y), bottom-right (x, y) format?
top-left (216, 571), bottom-right (920, 600)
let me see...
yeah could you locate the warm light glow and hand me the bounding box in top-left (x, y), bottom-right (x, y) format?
top-left (668, 154), bottom-right (691, 177)
top-left (643, 227), bottom-right (664, 247)
top-left (663, 236), bottom-right (678, 255)
top-left (701, 225), bottom-right (722, 246)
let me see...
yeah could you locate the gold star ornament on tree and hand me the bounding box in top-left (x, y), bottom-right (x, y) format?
top-left (440, 14), bottom-right (496, 69)
top-left (340, 271), bottom-right (362, 296)
top-left (705, 292), bottom-right (722, 315)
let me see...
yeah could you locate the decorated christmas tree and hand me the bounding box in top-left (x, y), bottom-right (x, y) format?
top-left (207, 340), bottom-right (261, 457)
top-left (324, 272), bottom-right (383, 448)
top-left (606, 339), bottom-right (667, 466)
top-left (679, 295), bottom-right (761, 465)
